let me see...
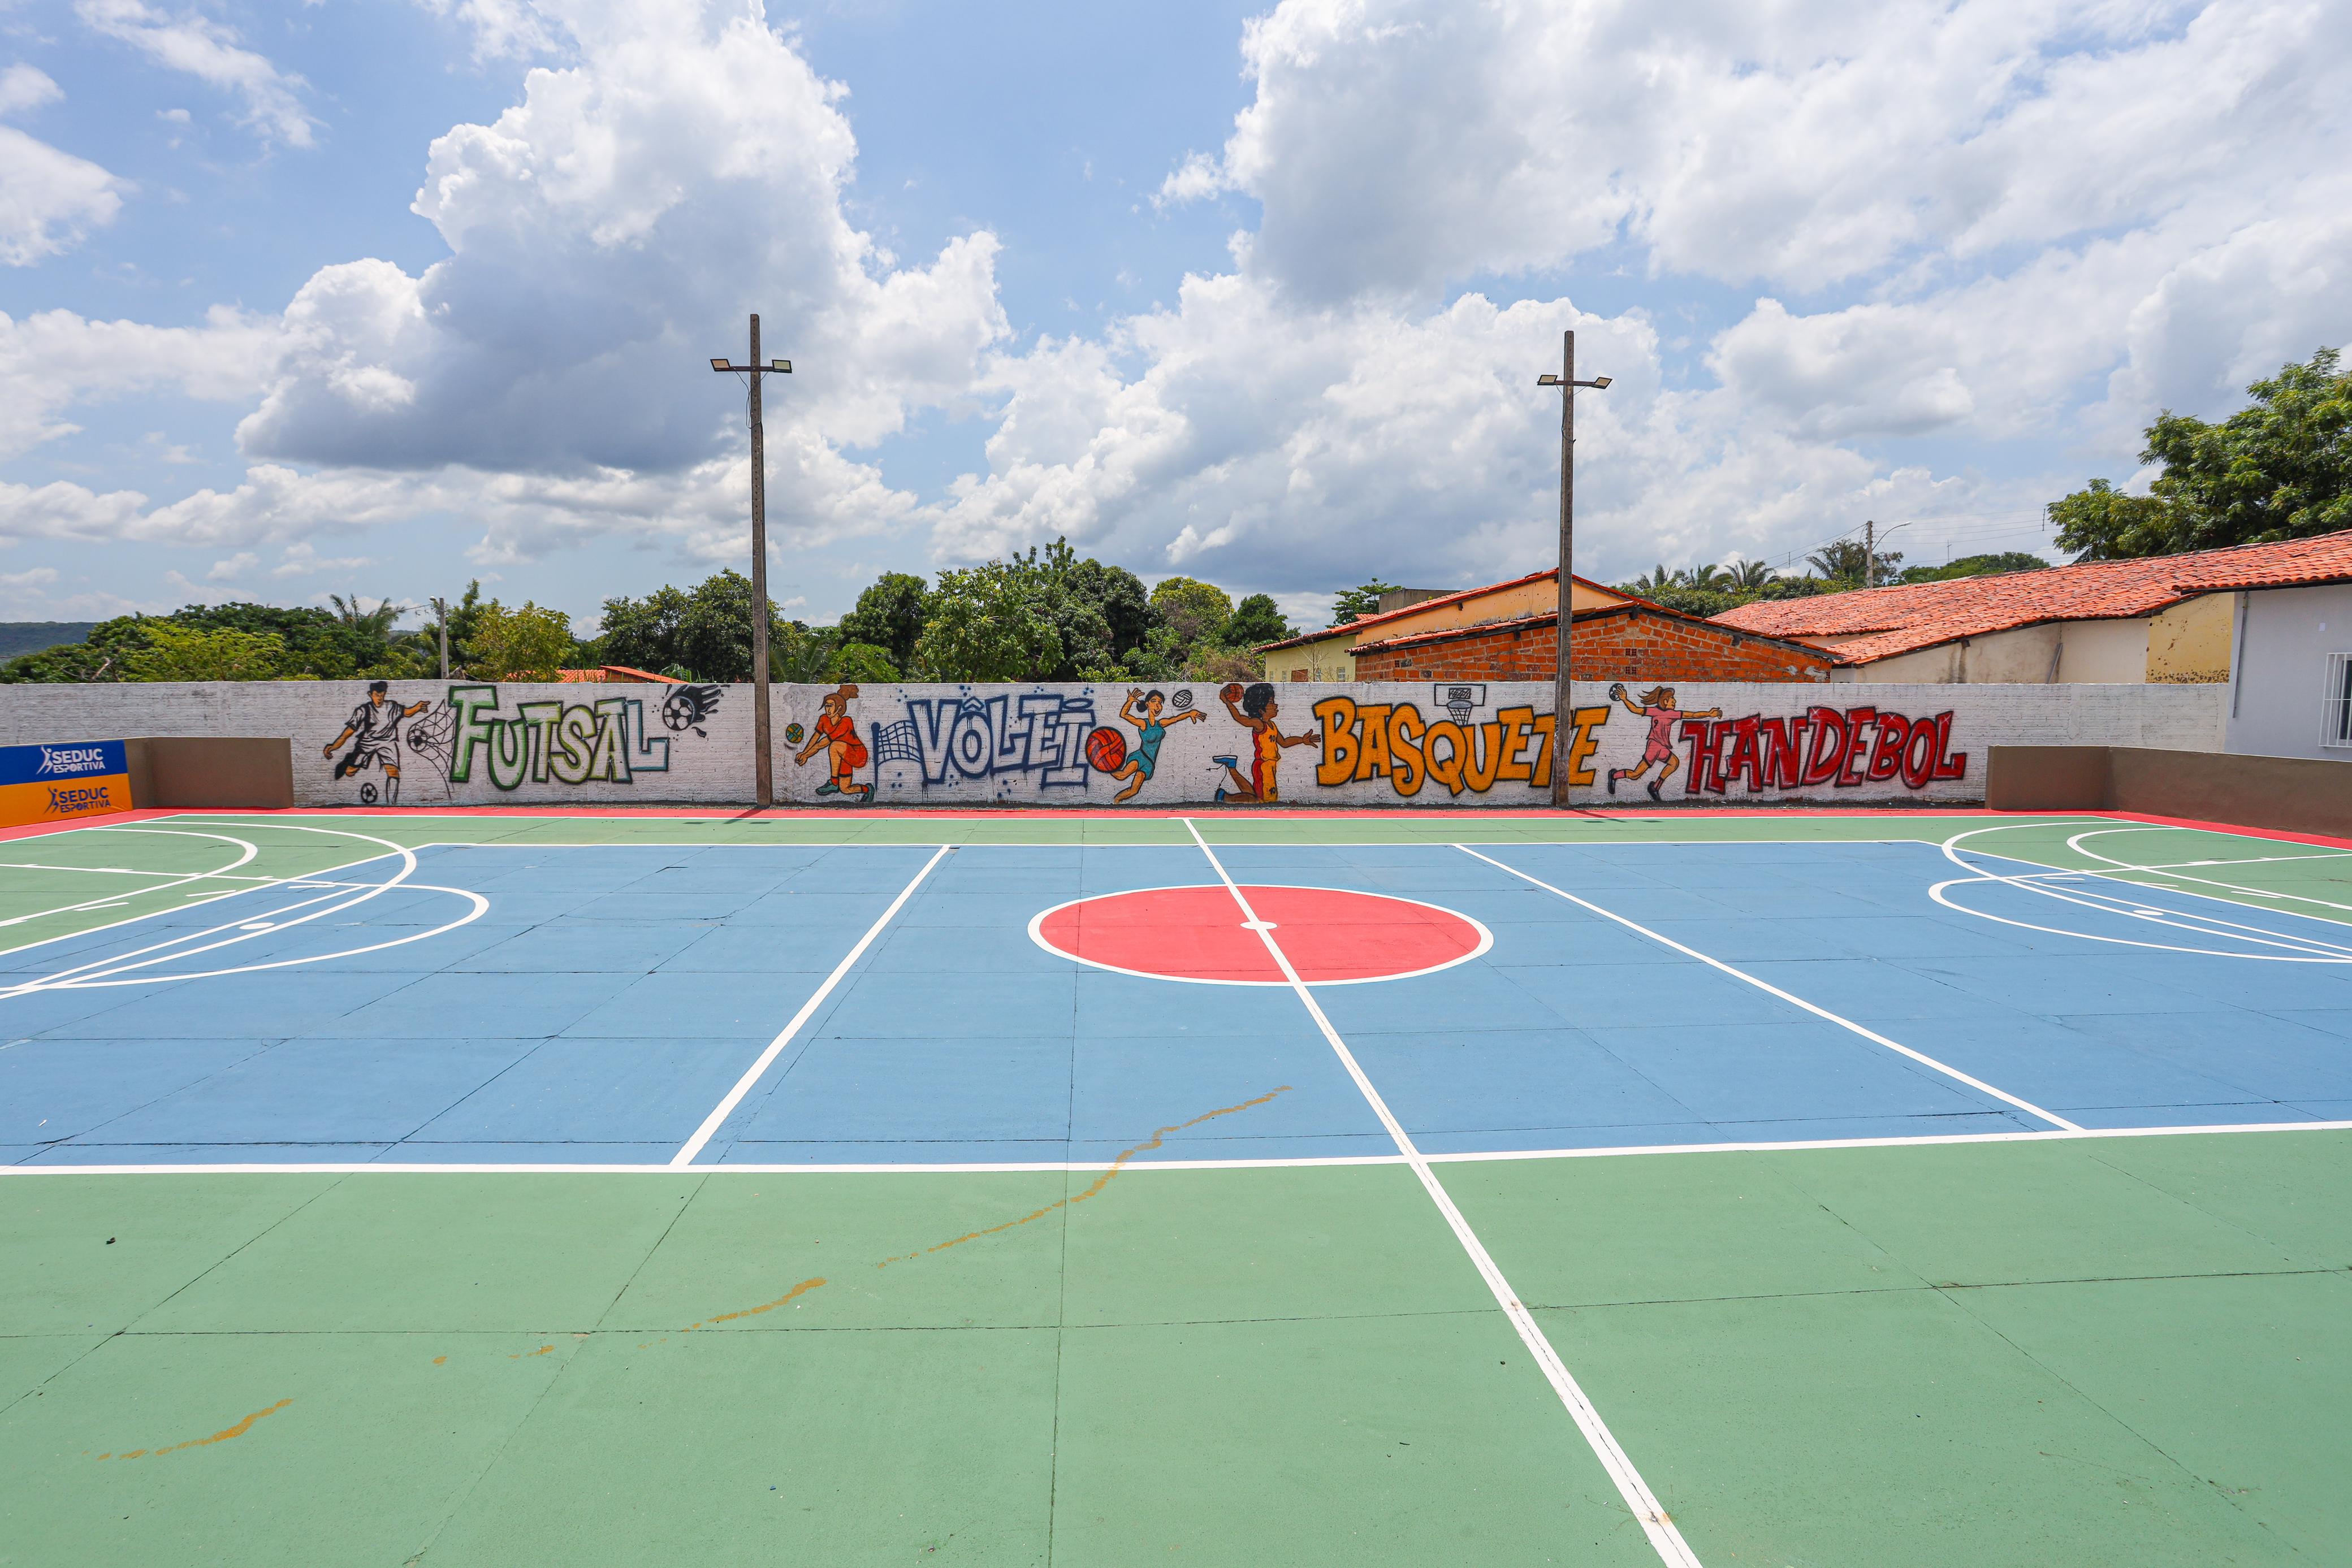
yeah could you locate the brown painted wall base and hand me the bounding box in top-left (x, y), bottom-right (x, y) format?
top-left (124, 738), bottom-right (295, 809)
top-left (1988, 746), bottom-right (2352, 838)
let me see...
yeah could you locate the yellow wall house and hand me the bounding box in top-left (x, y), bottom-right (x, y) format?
top-left (1261, 571), bottom-right (1630, 682)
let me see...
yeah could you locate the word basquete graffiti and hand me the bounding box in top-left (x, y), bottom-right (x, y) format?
top-left (868, 692), bottom-right (1099, 791)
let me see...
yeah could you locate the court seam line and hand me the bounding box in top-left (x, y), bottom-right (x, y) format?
top-left (18, 1118), bottom-right (2352, 1175)
top-left (1453, 843), bottom-right (2084, 1133)
top-left (1181, 817), bottom-right (1704, 1568)
top-left (668, 844), bottom-right (953, 1166)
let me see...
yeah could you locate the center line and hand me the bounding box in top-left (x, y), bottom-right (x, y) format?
top-left (669, 844), bottom-right (953, 1166)
top-left (1454, 843), bottom-right (2080, 1132)
top-left (1181, 818), bottom-right (1703, 1568)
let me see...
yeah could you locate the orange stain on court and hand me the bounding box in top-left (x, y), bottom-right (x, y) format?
top-left (94, 1398), bottom-right (292, 1461)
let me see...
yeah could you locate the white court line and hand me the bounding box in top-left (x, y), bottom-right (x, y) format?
top-left (0, 829), bottom-right (259, 929)
top-left (1935, 826), bottom-right (2352, 962)
top-left (1454, 843), bottom-right (2082, 1133)
top-left (15, 1116), bottom-right (2352, 1176)
top-left (668, 844), bottom-right (954, 1166)
top-left (1182, 817), bottom-right (1703, 1568)
top-left (2063, 828), bottom-right (2352, 917)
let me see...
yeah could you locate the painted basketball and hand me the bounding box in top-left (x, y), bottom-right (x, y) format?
top-left (1084, 726), bottom-right (1127, 773)
top-left (784, 721), bottom-right (805, 745)
top-left (1219, 681), bottom-right (1245, 705)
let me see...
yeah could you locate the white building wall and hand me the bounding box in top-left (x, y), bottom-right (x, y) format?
top-left (2224, 583), bottom-right (2352, 760)
top-left (0, 678), bottom-right (2228, 808)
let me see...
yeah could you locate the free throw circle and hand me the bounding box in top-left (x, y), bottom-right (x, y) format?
top-left (1028, 884), bottom-right (1491, 985)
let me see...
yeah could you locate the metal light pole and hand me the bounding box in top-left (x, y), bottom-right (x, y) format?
top-left (1537, 331), bottom-right (1610, 808)
top-left (710, 317), bottom-right (792, 808)
top-left (428, 596), bottom-right (449, 679)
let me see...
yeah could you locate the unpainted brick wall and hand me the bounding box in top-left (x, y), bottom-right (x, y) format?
top-left (1352, 612), bottom-right (1838, 683)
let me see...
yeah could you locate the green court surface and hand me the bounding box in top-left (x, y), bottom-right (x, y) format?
top-left (3, 807), bottom-right (2350, 1566)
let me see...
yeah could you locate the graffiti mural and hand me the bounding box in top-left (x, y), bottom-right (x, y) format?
top-left (865, 691), bottom-right (1100, 797)
top-left (792, 682), bottom-right (870, 799)
top-left (322, 681), bottom-right (434, 805)
top-left (29, 674), bottom-right (2210, 808)
top-left (315, 682), bottom-right (711, 803)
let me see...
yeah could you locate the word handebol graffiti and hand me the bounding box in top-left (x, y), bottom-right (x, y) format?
top-left (1675, 704), bottom-right (1967, 795)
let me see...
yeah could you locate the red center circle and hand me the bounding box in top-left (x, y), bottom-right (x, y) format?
top-left (1029, 885), bottom-right (1491, 985)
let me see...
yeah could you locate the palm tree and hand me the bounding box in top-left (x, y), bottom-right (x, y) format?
top-left (1728, 560), bottom-right (1777, 590)
top-left (330, 593), bottom-right (410, 639)
top-left (1627, 564), bottom-right (1686, 596)
top-left (1685, 562), bottom-right (1728, 592)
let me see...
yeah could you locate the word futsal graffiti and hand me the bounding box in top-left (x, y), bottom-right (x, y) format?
top-left (445, 685), bottom-right (677, 789)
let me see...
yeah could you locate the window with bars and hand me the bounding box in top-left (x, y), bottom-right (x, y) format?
top-left (2326, 652), bottom-right (2352, 748)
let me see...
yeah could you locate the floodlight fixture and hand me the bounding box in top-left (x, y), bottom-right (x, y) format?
top-left (710, 358), bottom-right (730, 372)
top-left (771, 359), bottom-right (791, 372)
top-left (1590, 375), bottom-right (1612, 389)
top-left (1537, 374), bottom-right (1562, 385)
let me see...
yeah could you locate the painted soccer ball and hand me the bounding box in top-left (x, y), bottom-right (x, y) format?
top-left (784, 722), bottom-right (806, 745)
top-left (662, 690), bottom-right (698, 731)
top-left (1219, 681), bottom-right (1245, 704)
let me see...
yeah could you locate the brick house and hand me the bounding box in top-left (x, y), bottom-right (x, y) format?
top-left (1347, 598), bottom-right (1843, 684)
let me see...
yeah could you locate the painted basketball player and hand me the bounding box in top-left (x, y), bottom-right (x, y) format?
top-left (793, 682), bottom-right (871, 798)
top-left (322, 681), bottom-right (431, 804)
top-left (1214, 682), bottom-right (1317, 804)
top-left (1605, 683), bottom-right (1720, 800)
top-left (1104, 687), bottom-right (1206, 804)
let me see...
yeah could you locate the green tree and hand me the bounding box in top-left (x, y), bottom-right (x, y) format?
top-left (2049, 348), bottom-right (2352, 560)
top-left (1149, 577), bottom-right (1233, 646)
top-left (328, 593), bottom-right (410, 640)
top-left (825, 641), bottom-right (900, 683)
top-left (1225, 592), bottom-right (1291, 646)
top-left (1331, 579), bottom-right (1402, 623)
top-left (122, 624), bottom-right (297, 681)
top-left (1897, 552), bottom-right (2051, 584)
top-left (913, 561), bottom-right (1063, 681)
top-left (770, 620), bottom-right (838, 683)
top-left (463, 601), bottom-right (575, 681)
top-left (835, 572), bottom-right (931, 671)
top-left (1806, 539), bottom-right (1903, 587)
top-left (597, 584), bottom-right (693, 674)
top-left (1061, 556), bottom-right (1152, 657)
top-left (673, 571), bottom-right (800, 683)
top-left (2046, 479), bottom-right (2178, 561)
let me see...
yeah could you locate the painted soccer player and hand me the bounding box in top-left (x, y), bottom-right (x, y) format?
top-left (793, 682), bottom-right (871, 799)
top-left (1605, 683), bottom-right (1720, 801)
top-left (1105, 687), bottom-right (1206, 803)
top-left (1214, 681), bottom-right (1318, 804)
top-left (322, 681), bottom-right (430, 804)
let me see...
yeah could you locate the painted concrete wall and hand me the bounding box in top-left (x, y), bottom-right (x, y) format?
top-left (2224, 582), bottom-right (2352, 760)
top-left (0, 677), bottom-right (2227, 807)
top-left (1836, 618), bottom-right (2151, 685)
top-left (2146, 592), bottom-right (2233, 683)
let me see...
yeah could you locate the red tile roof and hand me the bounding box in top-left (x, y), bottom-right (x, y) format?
top-left (1257, 570), bottom-right (1655, 652)
top-left (1712, 530), bottom-right (2352, 663)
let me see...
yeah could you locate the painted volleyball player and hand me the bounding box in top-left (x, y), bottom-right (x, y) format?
top-left (1214, 681), bottom-right (1318, 804)
top-left (1603, 682), bottom-right (1720, 800)
top-left (322, 680), bottom-right (431, 804)
top-left (792, 682), bottom-right (871, 799)
top-left (1105, 687), bottom-right (1206, 804)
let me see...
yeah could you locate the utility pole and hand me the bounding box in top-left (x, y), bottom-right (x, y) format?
top-left (429, 596), bottom-right (449, 679)
top-left (1537, 331), bottom-right (1611, 808)
top-left (710, 317), bottom-right (792, 808)
top-left (1864, 520), bottom-right (1876, 588)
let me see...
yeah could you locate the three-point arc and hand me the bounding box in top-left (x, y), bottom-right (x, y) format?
top-left (1027, 885), bottom-right (1494, 985)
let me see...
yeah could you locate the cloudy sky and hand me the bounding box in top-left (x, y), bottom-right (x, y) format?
top-left (2, 0), bottom-right (2344, 633)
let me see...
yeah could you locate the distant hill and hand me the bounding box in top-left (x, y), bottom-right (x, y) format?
top-left (0, 622), bottom-right (98, 661)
